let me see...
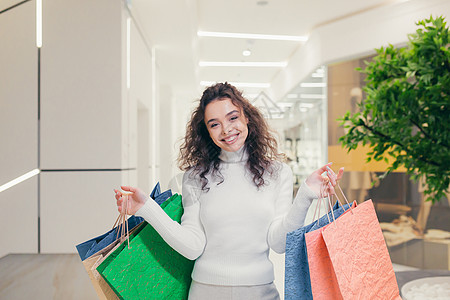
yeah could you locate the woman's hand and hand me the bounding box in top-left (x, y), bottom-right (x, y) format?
top-left (114, 186), bottom-right (147, 215)
top-left (305, 163), bottom-right (344, 197)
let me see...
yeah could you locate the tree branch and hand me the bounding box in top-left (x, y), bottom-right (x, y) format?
top-left (359, 121), bottom-right (441, 167)
top-left (410, 117), bottom-right (450, 148)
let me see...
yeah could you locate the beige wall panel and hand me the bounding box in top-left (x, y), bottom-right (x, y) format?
top-left (137, 105), bottom-right (150, 194)
top-left (120, 8), bottom-right (129, 171)
top-left (130, 20), bottom-right (152, 110)
top-left (120, 167), bottom-right (138, 188)
top-left (129, 19), bottom-right (153, 189)
top-left (0, 1), bottom-right (37, 184)
top-left (40, 171), bottom-right (123, 253)
top-left (0, 0), bottom-right (26, 12)
top-left (0, 1), bottom-right (38, 258)
top-left (0, 177), bottom-right (38, 257)
top-left (159, 86), bottom-right (179, 189)
top-left (40, 0), bottom-right (123, 169)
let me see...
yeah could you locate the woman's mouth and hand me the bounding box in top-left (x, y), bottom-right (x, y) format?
top-left (222, 133), bottom-right (239, 144)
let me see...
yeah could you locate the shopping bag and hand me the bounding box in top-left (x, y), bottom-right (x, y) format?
top-left (285, 199), bottom-right (354, 300)
top-left (88, 194), bottom-right (178, 300)
top-left (304, 201), bottom-right (355, 300)
top-left (88, 223), bottom-right (146, 300)
top-left (150, 182), bottom-right (173, 205)
top-left (82, 241), bottom-right (123, 300)
top-left (76, 183), bottom-right (171, 261)
top-left (76, 215), bottom-right (144, 261)
top-left (85, 189), bottom-right (172, 300)
top-left (97, 193), bottom-right (195, 300)
top-left (322, 199), bottom-right (401, 299)
top-left (79, 213), bottom-right (146, 300)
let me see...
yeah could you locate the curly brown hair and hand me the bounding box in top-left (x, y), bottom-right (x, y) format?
top-left (178, 82), bottom-right (284, 190)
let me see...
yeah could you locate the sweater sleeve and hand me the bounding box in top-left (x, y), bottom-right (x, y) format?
top-left (267, 163), bottom-right (318, 253)
top-left (135, 170), bottom-right (206, 260)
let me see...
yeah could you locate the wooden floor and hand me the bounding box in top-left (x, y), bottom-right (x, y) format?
top-left (0, 254), bottom-right (97, 300)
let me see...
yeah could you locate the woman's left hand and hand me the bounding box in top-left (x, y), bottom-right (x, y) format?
top-left (305, 163), bottom-right (344, 197)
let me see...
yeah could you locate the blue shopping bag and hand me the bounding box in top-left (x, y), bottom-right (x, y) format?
top-left (151, 182), bottom-right (172, 205)
top-left (76, 215), bottom-right (144, 261)
top-left (285, 200), bottom-right (354, 300)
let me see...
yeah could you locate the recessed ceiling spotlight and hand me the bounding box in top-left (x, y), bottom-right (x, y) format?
top-left (242, 49), bottom-right (252, 56)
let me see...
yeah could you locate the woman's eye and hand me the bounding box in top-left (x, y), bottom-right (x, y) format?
top-left (230, 116), bottom-right (238, 121)
top-left (210, 123), bottom-right (219, 128)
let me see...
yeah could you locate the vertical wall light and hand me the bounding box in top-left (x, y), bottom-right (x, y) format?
top-left (151, 47), bottom-right (157, 184)
top-left (36, 0), bottom-right (43, 252)
top-left (126, 17), bottom-right (131, 185)
top-left (126, 17), bottom-right (131, 89)
top-left (36, 0), bottom-right (42, 48)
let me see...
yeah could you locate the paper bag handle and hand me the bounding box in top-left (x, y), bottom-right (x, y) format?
top-left (111, 192), bottom-right (131, 249)
top-left (313, 177), bottom-right (355, 227)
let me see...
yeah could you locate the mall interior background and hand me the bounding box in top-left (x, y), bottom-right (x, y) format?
top-left (1, 0), bottom-right (449, 297)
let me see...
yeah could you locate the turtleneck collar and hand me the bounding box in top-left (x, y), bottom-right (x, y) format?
top-left (219, 145), bottom-right (248, 163)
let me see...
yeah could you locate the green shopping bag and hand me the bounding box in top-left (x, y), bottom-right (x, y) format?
top-left (97, 194), bottom-right (195, 299)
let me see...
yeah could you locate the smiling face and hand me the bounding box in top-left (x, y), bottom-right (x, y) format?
top-left (204, 97), bottom-right (249, 152)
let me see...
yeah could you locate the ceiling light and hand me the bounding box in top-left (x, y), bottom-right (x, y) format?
top-left (300, 82), bottom-right (327, 88)
top-left (300, 94), bottom-right (326, 99)
top-left (198, 31), bottom-right (308, 42)
top-left (299, 103), bottom-right (315, 108)
top-left (276, 102), bottom-right (295, 108)
top-left (242, 49), bottom-right (252, 56)
top-left (200, 81), bottom-right (270, 88)
top-left (199, 61), bottom-right (287, 67)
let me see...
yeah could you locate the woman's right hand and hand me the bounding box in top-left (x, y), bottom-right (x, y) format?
top-left (114, 186), bottom-right (147, 215)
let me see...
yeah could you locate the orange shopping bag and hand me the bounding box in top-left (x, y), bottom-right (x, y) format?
top-left (321, 199), bottom-right (401, 300)
top-left (305, 190), bottom-right (356, 300)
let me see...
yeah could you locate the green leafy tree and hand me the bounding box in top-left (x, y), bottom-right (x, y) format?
top-left (339, 16), bottom-right (450, 203)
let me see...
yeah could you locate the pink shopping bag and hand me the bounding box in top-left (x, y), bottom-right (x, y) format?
top-left (305, 201), bottom-right (355, 300)
top-left (322, 199), bottom-right (401, 300)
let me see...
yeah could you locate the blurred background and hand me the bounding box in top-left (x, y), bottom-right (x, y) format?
top-left (1, 0), bottom-right (449, 299)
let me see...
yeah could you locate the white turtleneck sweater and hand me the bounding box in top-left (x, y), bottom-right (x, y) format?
top-left (136, 147), bottom-right (317, 286)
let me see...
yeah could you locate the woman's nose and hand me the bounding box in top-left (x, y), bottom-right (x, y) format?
top-left (222, 123), bottom-right (231, 135)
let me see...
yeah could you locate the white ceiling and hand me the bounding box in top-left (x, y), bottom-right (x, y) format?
top-left (130, 0), bottom-right (391, 101)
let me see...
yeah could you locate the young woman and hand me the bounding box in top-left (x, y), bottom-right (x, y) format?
top-left (115, 82), bottom-right (343, 300)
